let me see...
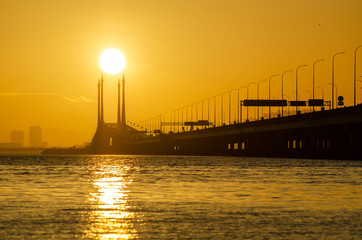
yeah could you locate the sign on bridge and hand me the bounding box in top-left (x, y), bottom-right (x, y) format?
top-left (243, 99), bottom-right (288, 107)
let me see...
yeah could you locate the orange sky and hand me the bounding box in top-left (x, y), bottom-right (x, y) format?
top-left (1, 0), bottom-right (362, 146)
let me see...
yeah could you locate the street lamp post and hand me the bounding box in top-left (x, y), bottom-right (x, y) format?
top-left (174, 109), bottom-right (178, 132)
top-left (207, 98), bottom-right (210, 123)
top-left (158, 112), bottom-right (163, 133)
top-left (177, 108), bottom-right (181, 132)
top-left (296, 64), bottom-right (308, 113)
top-left (354, 45), bottom-right (362, 106)
top-left (201, 99), bottom-right (204, 121)
top-left (269, 74), bottom-right (279, 119)
top-left (257, 79), bottom-right (267, 120)
top-left (237, 86), bottom-right (246, 123)
top-left (191, 102), bottom-right (197, 122)
top-left (247, 82), bottom-right (256, 121)
top-left (328, 83), bottom-right (338, 108)
top-left (194, 102), bottom-right (198, 122)
top-left (358, 79), bottom-right (362, 102)
top-left (334, 84), bottom-right (338, 107)
top-left (202, 99), bottom-right (208, 121)
top-left (190, 103), bottom-right (195, 122)
top-left (272, 96), bottom-right (281, 115)
top-left (153, 117), bottom-right (156, 133)
top-left (228, 89), bottom-right (237, 125)
top-left (303, 89), bottom-right (312, 112)
top-left (195, 101), bottom-right (201, 122)
top-left (220, 91), bottom-right (233, 125)
top-left (214, 96), bottom-right (216, 126)
top-left (186, 105), bottom-right (191, 130)
top-left (181, 106), bottom-right (187, 131)
top-left (316, 86), bottom-right (324, 100)
top-left (214, 94), bottom-right (221, 126)
top-left (332, 52), bottom-right (346, 109)
top-left (283, 94), bottom-right (290, 116)
top-left (173, 109), bottom-right (177, 132)
top-left (221, 93), bottom-right (225, 125)
top-left (313, 59), bottom-right (324, 112)
top-left (228, 91), bottom-right (231, 124)
top-left (281, 70), bottom-right (293, 117)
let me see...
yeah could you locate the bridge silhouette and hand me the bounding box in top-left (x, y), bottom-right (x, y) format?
top-left (90, 45), bottom-right (362, 159)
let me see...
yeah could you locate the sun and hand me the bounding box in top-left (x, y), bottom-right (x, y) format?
top-left (99, 48), bottom-right (126, 75)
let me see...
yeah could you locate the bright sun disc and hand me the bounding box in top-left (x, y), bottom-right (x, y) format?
top-left (99, 48), bottom-right (126, 75)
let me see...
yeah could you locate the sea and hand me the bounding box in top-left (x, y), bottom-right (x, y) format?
top-left (0, 155), bottom-right (361, 239)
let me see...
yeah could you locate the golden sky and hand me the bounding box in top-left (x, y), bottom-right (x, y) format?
top-left (1, 0), bottom-right (362, 146)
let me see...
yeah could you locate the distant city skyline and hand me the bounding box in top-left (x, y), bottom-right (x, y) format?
top-left (0, 126), bottom-right (48, 148)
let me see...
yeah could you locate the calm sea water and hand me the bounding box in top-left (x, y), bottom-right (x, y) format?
top-left (0, 155), bottom-right (361, 239)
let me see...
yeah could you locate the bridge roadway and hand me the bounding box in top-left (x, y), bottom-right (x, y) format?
top-left (127, 104), bottom-right (362, 159)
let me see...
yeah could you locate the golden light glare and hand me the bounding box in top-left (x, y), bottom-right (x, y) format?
top-left (84, 165), bottom-right (137, 240)
top-left (99, 48), bottom-right (126, 75)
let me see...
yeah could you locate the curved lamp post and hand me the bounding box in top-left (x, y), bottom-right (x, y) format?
top-left (228, 89), bottom-right (237, 125)
top-left (213, 94), bottom-right (222, 126)
top-left (313, 59), bottom-right (324, 112)
top-left (247, 82), bottom-right (256, 121)
top-left (281, 70), bottom-right (293, 117)
top-left (269, 74), bottom-right (279, 118)
top-left (201, 99), bottom-right (208, 121)
top-left (257, 79), bottom-right (267, 120)
top-left (296, 64), bottom-right (308, 113)
top-left (177, 108), bottom-right (181, 132)
top-left (303, 89), bottom-right (312, 112)
top-left (328, 83), bottom-right (338, 108)
top-left (332, 52), bottom-right (346, 109)
top-left (195, 101), bottom-right (202, 122)
top-left (206, 97), bottom-right (211, 124)
top-left (172, 109), bottom-right (177, 132)
top-left (186, 105), bottom-right (192, 130)
top-left (186, 105), bottom-right (190, 123)
top-left (358, 78), bottom-right (362, 99)
top-left (221, 92), bottom-right (226, 125)
top-left (191, 103), bottom-right (195, 122)
top-left (202, 98), bottom-right (211, 125)
top-left (283, 94), bottom-right (290, 116)
top-left (237, 86), bottom-right (246, 123)
top-left (181, 106), bottom-right (188, 131)
top-left (354, 45), bottom-right (362, 106)
top-left (191, 102), bottom-right (200, 122)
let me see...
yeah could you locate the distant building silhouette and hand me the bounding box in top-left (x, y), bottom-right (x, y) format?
top-left (11, 130), bottom-right (24, 147)
top-left (29, 126), bottom-right (42, 147)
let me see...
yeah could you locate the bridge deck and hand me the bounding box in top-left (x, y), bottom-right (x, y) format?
top-left (91, 105), bottom-right (362, 160)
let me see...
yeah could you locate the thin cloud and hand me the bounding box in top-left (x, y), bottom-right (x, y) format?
top-left (0, 93), bottom-right (92, 102)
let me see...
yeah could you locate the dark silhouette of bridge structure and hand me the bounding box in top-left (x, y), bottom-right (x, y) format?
top-left (90, 46), bottom-right (362, 159)
top-left (90, 73), bottom-right (362, 160)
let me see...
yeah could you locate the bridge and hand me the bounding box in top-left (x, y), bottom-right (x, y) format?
top-left (125, 105), bottom-right (362, 159)
top-left (89, 72), bottom-right (362, 160)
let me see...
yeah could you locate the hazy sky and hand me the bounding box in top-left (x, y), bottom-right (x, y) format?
top-left (1, 0), bottom-right (362, 146)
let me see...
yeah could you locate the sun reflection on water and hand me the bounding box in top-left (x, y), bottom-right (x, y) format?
top-left (84, 165), bottom-right (137, 239)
